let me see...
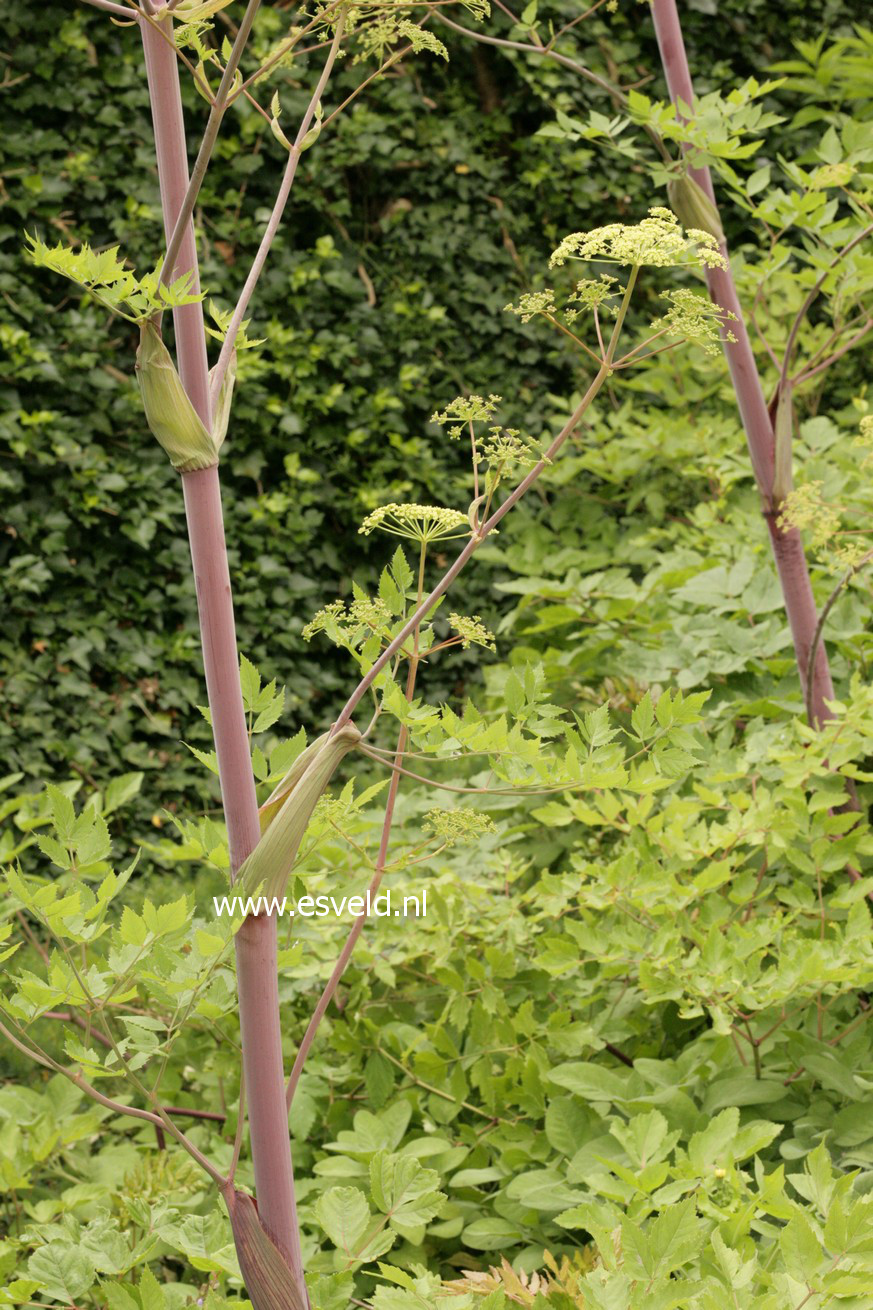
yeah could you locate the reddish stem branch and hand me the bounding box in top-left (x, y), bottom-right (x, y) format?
top-left (649, 0), bottom-right (836, 727)
top-left (141, 4), bottom-right (306, 1292)
top-left (287, 576), bottom-right (425, 1107)
top-left (161, 0), bottom-right (264, 287)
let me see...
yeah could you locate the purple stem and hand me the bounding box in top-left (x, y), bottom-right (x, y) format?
top-left (650, 0), bottom-right (835, 725)
top-left (140, 6), bottom-right (306, 1295)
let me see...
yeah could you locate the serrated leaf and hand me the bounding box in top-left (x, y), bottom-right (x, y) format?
top-left (28, 1244), bottom-right (96, 1302)
top-left (631, 691), bottom-right (655, 740)
top-left (103, 772), bottom-right (144, 815)
top-left (240, 654), bottom-right (261, 709)
top-left (185, 742), bottom-right (219, 775)
top-left (364, 1052), bottom-right (395, 1110)
top-left (369, 1151), bottom-right (445, 1229)
top-left (316, 1187), bottom-right (371, 1253)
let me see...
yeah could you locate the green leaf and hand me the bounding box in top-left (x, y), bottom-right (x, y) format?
top-left (504, 669), bottom-right (525, 717)
top-left (28, 1244), bottom-right (96, 1302)
top-left (461, 1217), bottom-right (524, 1250)
top-left (240, 654), bottom-right (261, 709)
top-left (390, 547), bottom-right (414, 592)
top-left (103, 772), bottom-right (144, 815)
top-left (316, 1187), bottom-right (371, 1253)
top-left (780, 1212), bottom-right (824, 1282)
top-left (631, 691), bottom-right (655, 741)
top-left (137, 1266), bottom-right (166, 1310)
top-left (184, 742), bottom-right (220, 775)
top-left (364, 1052), bottom-right (395, 1110)
top-left (548, 1062), bottom-right (628, 1104)
top-left (369, 1151), bottom-right (445, 1229)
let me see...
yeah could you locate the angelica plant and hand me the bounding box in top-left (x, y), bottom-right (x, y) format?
top-left (5, 158), bottom-right (733, 1306)
top-left (440, 0), bottom-right (873, 731)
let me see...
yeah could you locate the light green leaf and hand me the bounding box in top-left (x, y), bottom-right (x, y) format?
top-left (28, 1244), bottom-right (96, 1302)
top-left (316, 1187), bottom-right (371, 1254)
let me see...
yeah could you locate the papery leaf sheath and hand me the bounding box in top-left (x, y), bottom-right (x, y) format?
top-left (239, 725), bottom-right (362, 900)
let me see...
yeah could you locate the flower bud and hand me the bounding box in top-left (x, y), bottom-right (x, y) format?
top-left (666, 173), bottom-right (725, 246)
top-left (238, 724), bottom-right (362, 900)
top-left (136, 321), bottom-right (236, 472)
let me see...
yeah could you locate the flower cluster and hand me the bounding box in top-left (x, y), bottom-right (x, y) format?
top-left (777, 482), bottom-right (868, 568)
top-left (448, 613), bottom-right (497, 651)
top-left (358, 503), bottom-right (470, 544)
top-left (504, 290), bottom-right (557, 324)
top-left (431, 394), bottom-right (502, 440)
top-left (650, 289), bottom-right (738, 356)
top-left (778, 482), bottom-right (838, 551)
top-left (565, 274), bottom-right (623, 322)
top-left (479, 427), bottom-right (544, 473)
top-left (549, 207), bottom-right (727, 271)
top-left (302, 595), bottom-right (392, 644)
top-left (422, 808), bottom-right (497, 847)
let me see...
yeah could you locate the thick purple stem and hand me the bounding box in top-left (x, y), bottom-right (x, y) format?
top-left (140, 6), bottom-right (306, 1296)
top-left (650, 0), bottom-right (835, 725)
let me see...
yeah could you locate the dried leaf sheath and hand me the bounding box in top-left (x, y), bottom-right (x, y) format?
top-left (222, 1185), bottom-right (308, 1310)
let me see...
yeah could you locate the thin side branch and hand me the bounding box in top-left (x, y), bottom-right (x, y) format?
top-left (79, 0), bottom-right (140, 16)
top-left (333, 271), bottom-right (638, 731)
top-left (805, 549), bottom-right (873, 726)
top-left (210, 6), bottom-right (347, 406)
top-left (778, 223), bottom-right (873, 393)
top-left (436, 12), bottom-right (672, 164)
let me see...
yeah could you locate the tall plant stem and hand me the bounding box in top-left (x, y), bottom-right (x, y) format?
top-left (649, 0), bottom-right (835, 726)
top-left (161, 0), bottom-right (263, 288)
top-left (140, 5), bottom-right (305, 1295)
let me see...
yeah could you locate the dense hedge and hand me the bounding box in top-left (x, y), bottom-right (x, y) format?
top-left (0, 0), bottom-right (866, 817)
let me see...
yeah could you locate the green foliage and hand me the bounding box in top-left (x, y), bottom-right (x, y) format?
top-left (24, 237), bottom-right (204, 324)
top-left (4, 3), bottom-right (873, 1308)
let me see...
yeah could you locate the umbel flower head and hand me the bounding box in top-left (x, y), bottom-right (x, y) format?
top-left (423, 808), bottom-right (497, 847)
top-left (650, 289), bottom-right (738, 356)
top-left (549, 207), bottom-right (727, 271)
top-left (359, 503), bottom-right (470, 544)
